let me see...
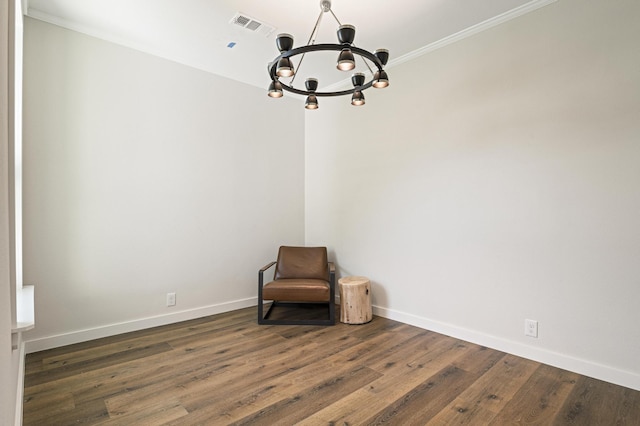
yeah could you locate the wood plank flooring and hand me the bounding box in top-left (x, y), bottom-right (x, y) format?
top-left (23, 305), bottom-right (640, 425)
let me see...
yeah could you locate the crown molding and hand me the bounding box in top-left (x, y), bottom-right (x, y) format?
top-left (25, 0), bottom-right (558, 95)
top-left (390, 0), bottom-right (558, 68)
top-left (323, 0), bottom-right (558, 92)
top-left (26, 7), bottom-right (154, 57)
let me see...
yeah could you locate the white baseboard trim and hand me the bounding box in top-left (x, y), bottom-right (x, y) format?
top-left (373, 305), bottom-right (640, 392)
top-left (24, 297), bottom-right (258, 353)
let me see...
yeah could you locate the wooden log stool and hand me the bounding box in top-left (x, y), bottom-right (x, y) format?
top-left (339, 276), bottom-right (372, 324)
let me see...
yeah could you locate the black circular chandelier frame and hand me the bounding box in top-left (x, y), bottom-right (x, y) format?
top-left (267, 0), bottom-right (390, 108)
top-left (269, 44), bottom-right (384, 97)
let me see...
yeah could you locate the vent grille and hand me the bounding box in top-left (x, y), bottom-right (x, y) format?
top-left (230, 13), bottom-right (275, 37)
top-left (234, 15), bottom-right (251, 26)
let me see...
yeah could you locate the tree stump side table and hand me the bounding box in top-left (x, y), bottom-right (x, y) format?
top-left (339, 276), bottom-right (372, 324)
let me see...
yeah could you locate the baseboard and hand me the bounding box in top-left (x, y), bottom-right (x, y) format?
top-left (373, 305), bottom-right (640, 392)
top-left (24, 297), bottom-right (258, 353)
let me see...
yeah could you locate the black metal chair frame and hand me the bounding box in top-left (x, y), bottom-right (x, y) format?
top-left (258, 261), bottom-right (335, 326)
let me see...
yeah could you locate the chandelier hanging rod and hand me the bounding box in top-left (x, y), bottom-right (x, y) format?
top-left (290, 3), bottom-right (327, 86)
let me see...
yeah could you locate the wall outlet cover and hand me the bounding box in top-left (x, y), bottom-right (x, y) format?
top-left (525, 319), bottom-right (538, 338)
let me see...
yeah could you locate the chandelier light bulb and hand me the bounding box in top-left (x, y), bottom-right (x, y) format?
top-left (337, 48), bottom-right (356, 71)
top-left (276, 57), bottom-right (295, 78)
top-left (373, 70), bottom-right (389, 89)
top-left (351, 90), bottom-right (365, 106)
top-left (267, 80), bottom-right (283, 98)
top-left (305, 95), bottom-right (319, 109)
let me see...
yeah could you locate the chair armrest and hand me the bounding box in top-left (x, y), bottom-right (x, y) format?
top-left (328, 262), bottom-right (336, 302)
top-left (327, 262), bottom-right (336, 287)
top-left (260, 261), bottom-right (277, 273)
top-left (259, 261), bottom-right (277, 289)
top-left (328, 262), bottom-right (336, 285)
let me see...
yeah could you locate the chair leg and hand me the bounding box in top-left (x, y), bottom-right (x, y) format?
top-left (264, 301), bottom-right (276, 320)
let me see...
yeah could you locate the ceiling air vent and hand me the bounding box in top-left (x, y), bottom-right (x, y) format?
top-left (230, 13), bottom-right (275, 37)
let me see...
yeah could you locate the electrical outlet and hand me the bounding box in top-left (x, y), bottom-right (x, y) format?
top-left (166, 292), bottom-right (176, 307)
top-left (525, 319), bottom-right (538, 338)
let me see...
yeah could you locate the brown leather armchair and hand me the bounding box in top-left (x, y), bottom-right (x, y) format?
top-left (258, 246), bottom-right (335, 325)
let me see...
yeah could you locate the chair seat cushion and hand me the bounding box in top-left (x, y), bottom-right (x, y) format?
top-left (262, 279), bottom-right (330, 302)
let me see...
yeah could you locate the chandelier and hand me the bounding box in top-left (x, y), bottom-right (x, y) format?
top-left (267, 0), bottom-right (389, 109)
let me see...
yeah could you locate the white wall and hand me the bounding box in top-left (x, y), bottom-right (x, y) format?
top-left (22, 18), bottom-right (306, 350)
top-left (306, 0), bottom-right (640, 390)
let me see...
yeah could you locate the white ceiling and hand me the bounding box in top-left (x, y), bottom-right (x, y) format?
top-left (25, 0), bottom-right (552, 93)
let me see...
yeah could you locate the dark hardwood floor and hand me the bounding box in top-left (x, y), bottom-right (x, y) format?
top-left (23, 305), bottom-right (640, 425)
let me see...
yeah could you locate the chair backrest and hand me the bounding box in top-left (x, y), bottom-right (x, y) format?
top-left (274, 246), bottom-right (330, 281)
